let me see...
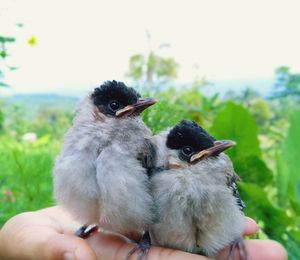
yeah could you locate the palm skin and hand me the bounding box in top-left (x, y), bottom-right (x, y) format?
top-left (0, 206), bottom-right (287, 260)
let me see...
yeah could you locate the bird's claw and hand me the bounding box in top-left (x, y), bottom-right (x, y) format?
top-left (75, 224), bottom-right (98, 239)
top-left (228, 237), bottom-right (248, 260)
top-left (127, 244), bottom-right (150, 260)
top-left (127, 231), bottom-right (151, 260)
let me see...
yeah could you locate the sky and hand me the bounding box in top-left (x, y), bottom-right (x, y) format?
top-left (1, 0), bottom-right (300, 95)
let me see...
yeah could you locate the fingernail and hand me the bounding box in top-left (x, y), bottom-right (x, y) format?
top-left (63, 252), bottom-right (76, 260)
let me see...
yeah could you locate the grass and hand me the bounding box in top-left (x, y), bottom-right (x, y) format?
top-left (0, 135), bottom-right (59, 225)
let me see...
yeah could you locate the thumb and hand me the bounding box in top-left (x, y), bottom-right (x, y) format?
top-left (46, 233), bottom-right (97, 260)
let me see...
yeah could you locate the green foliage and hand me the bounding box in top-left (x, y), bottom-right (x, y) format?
top-left (0, 36), bottom-right (15, 43)
top-left (248, 98), bottom-right (272, 127)
top-left (141, 51), bottom-right (178, 80)
top-left (0, 36), bottom-right (15, 59)
top-left (211, 102), bottom-right (261, 158)
top-left (211, 102), bottom-right (272, 185)
top-left (31, 107), bottom-right (73, 138)
top-left (274, 66), bottom-right (300, 98)
top-left (128, 54), bottom-right (145, 80)
top-left (239, 183), bottom-right (293, 238)
top-left (234, 156), bottom-right (272, 186)
top-left (0, 108), bottom-right (3, 131)
top-left (143, 92), bottom-right (192, 134)
top-left (211, 102), bottom-right (300, 258)
top-left (0, 35), bottom-right (16, 87)
top-left (127, 51), bottom-right (178, 94)
top-left (0, 97), bottom-right (73, 226)
top-left (0, 135), bottom-right (59, 225)
top-left (142, 83), bottom-right (223, 133)
top-left (275, 152), bottom-right (289, 207)
top-left (281, 110), bottom-right (300, 207)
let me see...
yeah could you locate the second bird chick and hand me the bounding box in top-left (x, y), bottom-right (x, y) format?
top-left (150, 120), bottom-right (246, 258)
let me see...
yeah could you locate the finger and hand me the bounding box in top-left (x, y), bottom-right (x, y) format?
top-left (146, 247), bottom-right (208, 260)
top-left (37, 206), bottom-right (82, 234)
top-left (46, 233), bottom-right (97, 260)
top-left (0, 212), bottom-right (96, 260)
top-left (217, 239), bottom-right (287, 260)
top-left (243, 217), bottom-right (259, 236)
top-left (87, 231), bottom-right (208, 260)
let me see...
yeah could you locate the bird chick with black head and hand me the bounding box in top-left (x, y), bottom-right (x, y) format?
top-left (150, 120), bottom-right (246, 258)
top-left (53, 80), bottom-right (156, 251)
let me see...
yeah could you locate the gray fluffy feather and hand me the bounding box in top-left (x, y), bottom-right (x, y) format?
top-left (150, 133), bottom-right (245, 257)
top-left (53, 95), bottom-right (155, 237)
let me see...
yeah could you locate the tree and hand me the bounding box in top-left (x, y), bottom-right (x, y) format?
top-left (127, 51), bottom-right (178, 95)
top-left (0, 35), bottom-right (16, 130)
top-left (273, 66), bottom-right (300, 99)
top-left (0, 35), bottom-right (16, 87)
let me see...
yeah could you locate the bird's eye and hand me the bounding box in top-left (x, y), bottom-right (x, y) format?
top-left (109, 101), bottom-right (120, 111)
top-left (182, 146), bottom-right (193, 156)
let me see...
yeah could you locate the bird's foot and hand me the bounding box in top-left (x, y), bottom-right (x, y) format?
top-left (75, 224), bottom-right (98, 239)
top-left (228, 237), bottom-right (248, 260)
top-left (127, 231), bottom-right (151, 260)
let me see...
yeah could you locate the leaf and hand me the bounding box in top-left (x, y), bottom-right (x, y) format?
top-left (127, 54), bottom-right (145, 80)
top-left (289, 197), bottom-right (300, 215)
top-left (211, 102), bottom-right (261, 159)
top-left (211, 102), bottom-right (272, 185)
top-left (239, 183), bottom-right (293, 238)
top-left (285, 231), bottom-right (300, 260)
top-left (0, 51), bottom-right (7, 59)
top-left (275, 151), bottom-right (289, 207)
top-left (0, 36), bottom-right (15, 43)
top-left (282, 110), bottom-right (300, 200)
top-left (234, 155), bottom-right (272, 185)
top-left (0, 82), bottom-right (9, 87)
top-left (142, 98), bottom-right (189, 134)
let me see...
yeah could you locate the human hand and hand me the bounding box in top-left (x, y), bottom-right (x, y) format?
top-left (0, 206), bottom-right (287, 260)
top-left (0, 206), bottom-right (95, 259)
top-left (87, 217), bottom-right (287, 260)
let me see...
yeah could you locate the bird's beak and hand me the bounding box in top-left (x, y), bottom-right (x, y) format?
top-left (168, 156), bottom-right (183, 169)
top-left (116, 98), bottom-right (156, 117)
top-left (190, 140), bottom-right (236, 163)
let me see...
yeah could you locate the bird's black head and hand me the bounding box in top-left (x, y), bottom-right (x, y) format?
top-left (91, 80), bottom-right (155, 118)
top-left (166, 120), bottom-right (215, 163)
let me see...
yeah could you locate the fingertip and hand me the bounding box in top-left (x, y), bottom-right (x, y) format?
top-left (47, 234), bottom-right (97, 260)
top-left (72, 239), bottom-right (97, 260)
top-left (243, 217), bottom-right (259, 236)
top-left (218, 239), bottom-right (287, 260)
top-left (245, 240), bottom-right (287, 260)
top-left (270, 240), bottom-right (288, 260)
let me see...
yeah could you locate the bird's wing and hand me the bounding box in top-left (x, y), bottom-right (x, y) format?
top-left (193, 180), bottom-right (245, 257)
top-left (95, 145), bottom-right (154, 232)
top-left (137, 138), bottom-right (157, 175)
top-left (53, 150), bottom-right (100, 224)
top-left (226, 172), bottom-right (246, 211)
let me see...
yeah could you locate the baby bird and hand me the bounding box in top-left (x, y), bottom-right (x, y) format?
top-left (150, 120), bottom-right (246, 258)
top-left (53, 80), bottom-right (156, 244)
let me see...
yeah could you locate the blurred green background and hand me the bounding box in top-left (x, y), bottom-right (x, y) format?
top-left (1, 1), bottom-right (300, 259)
